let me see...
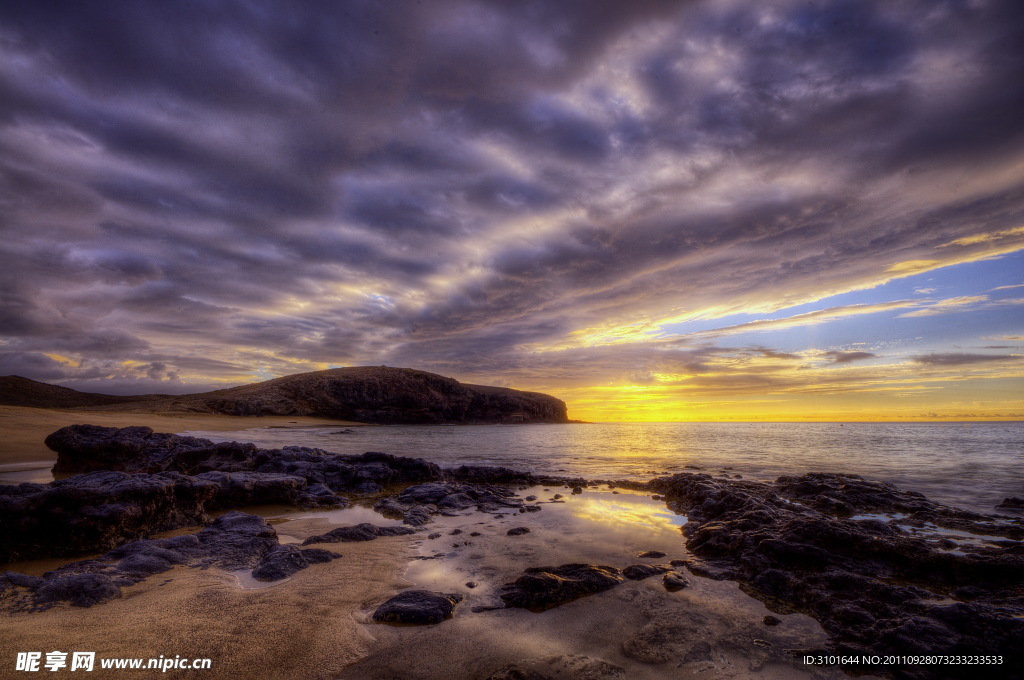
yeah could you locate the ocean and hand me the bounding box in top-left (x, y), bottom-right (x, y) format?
top-left (181, 421), bottom-right (1023, 515)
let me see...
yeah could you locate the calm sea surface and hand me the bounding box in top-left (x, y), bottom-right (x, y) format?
top-left (182, 421), bottom-right (1023, 515)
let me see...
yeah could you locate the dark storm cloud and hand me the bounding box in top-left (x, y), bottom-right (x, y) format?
top-left (1, 0), bottom-right (1022, 392)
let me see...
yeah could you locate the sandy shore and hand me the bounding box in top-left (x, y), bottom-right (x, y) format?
top-left (0, 405), bottom-right (363, 466)
top-left (1, 521), bottom-right (413, 680)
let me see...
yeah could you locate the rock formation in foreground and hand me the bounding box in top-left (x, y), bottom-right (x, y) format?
top-left (1, 367), bottom-right (570, 424)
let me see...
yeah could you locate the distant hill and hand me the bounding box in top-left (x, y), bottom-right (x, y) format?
top-left (0, 376), bottom-right (156, 409)
top-left (0, 367), bottom-right (570, 424)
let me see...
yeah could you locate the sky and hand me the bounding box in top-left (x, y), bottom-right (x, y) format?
top-left (1, 0), bottom-right (1022, 421)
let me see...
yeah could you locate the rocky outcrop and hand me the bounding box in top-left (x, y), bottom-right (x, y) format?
top-left (371, 589), bottom-right (464, 624)
top-left (251, 545), bottom-right (340, 581)
top-left (0, 468), bottom-right (345, 562)
top-left (158, 367), bottom-right (568, 424)
top-left (2, 368), bottom-right (571, 424)
top-left (0, 513), bottom-right (340, 610)
top-left (46, 425), bottom-right (259, 475)
top-left (301, 523), bottom-right (415, 545)
top-left (0, 471), bottom-right (218, 562)
top-left (621, 563), bottom-right (672, 580)
top-left (647, 471), bottom-right (1024, 679)
top-left (46, 425), bottom-right (443, 494)
top-left (373, 481), bottom-right (525, 526)
top-left (498, 564), bottom-right (624, 611)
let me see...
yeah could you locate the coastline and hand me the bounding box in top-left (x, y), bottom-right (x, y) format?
top-left (0, 405), bottom-right (364, 467)
top-left (2, 419), bottom-right (1021, 679)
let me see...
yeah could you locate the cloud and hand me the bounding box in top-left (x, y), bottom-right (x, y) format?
top-left (0, 0), bottom-right (1022, 410)
top-left (910, 353), bottom-right (1020, 366)
top-left (824, 351), bottom-right (877, 364)
top-left (899, 295), bottom-right (989, 317)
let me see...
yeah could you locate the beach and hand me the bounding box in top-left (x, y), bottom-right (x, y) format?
top-left (2, 412), bottom-right (1021, 679)
top-left (0, 405), bottom-right (363, 469)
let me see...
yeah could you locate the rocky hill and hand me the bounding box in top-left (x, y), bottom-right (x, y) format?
top-left (0, 368), bottom-right (570, 424)
top-left (0, 376), bottom-right (154, 409)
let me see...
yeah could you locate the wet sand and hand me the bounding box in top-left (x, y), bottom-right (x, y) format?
top-left (0, 415), bottom-right (881, 679)
top-left (336, 487), bottom-right (858, 680)
top-left (0, 405), bottom-right (362, 466)
top-left (0, 519), bottom-right (413, 680)
top-left (2, 490), bottom-right (853, 680)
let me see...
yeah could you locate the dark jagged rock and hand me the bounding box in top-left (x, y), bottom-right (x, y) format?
top-left (373, 481), bottom-right (524, 526)
top-left (998, 497), bottom-right (1024, 510)
top-left (507, 527), bottom-right (531, 536)
top-left (47, 426), bottom-right (443, 493)
top-left (636, 550), bottom-right (667, 559)
top-left (448, 465), bottom-right (535, 485)
top-left (251, 545), bottom-right (341, 581)
top-left (194, 471), bottom-right (346, 509)
top-left (0, 464), bottom-right (353, 561)
top-left (498, 564), bottom-right (624, 611)
top-left (646, 471), bottom-right (1024, 678)
top-left (0, 471), bottom-right (219, 562)
top-left (0, 512), bottom-right (327, 610)
top-left (371, 589), bottom-right (464, 624)
top-left (621, 564), bottom-right (671, 580)
top-left (662, 572), bottom-right (690, 591)
top-left (46, 425), bottom-right (259, 475)
top-left (301, 523), bottom-right (415, 545)
top-left (34, 573), bottom-right (122, 608)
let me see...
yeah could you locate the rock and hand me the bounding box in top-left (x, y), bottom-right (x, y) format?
top-left (371, 481), bottom-right (524, 526)
top-left (0, 470), bottom-right (219, 562)
top-left (45, 425), bottom-right (443, 494)
top-left (762, 615), bottom-right (781, 626)
top-left (34, 573), bottom-right (122, 608)
top-left (301, 523), bottom-right (415, 545)
top-left (251, 545), bottom-right (340, 581)
top-left (3, 572), bottom-right (42, 589)
top-left (621, 564), bottom-right (672, 580)
top-left (4, 512), bottom-right (331, 612)
top-left (997, 497), bottom-right (1024, 510)
top-left (195, 471), bottom-right (338, 508)
top-left (499, 564), bottom-right (623, 611)
top-left (507, 527), bottom-right (531, 536)
top-left (466, 581), bottom-right (478, 588)
top-left (636, 550), bottom-right (667, 559)
top-left (371, 589), bottom-right (464, 624)
top-left (571, 486), bottom-right (583, 494)
top-left (45, 425), bottom-right (259, 475)
top-left (662, 572), bottom-right (690, 591)
top-left (449, 466), bottom-right (535, 484)
top-left (647, 471), bottom-right (1024, 673)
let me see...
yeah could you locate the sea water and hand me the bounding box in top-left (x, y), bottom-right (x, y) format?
top-left (180, 421), bottom-right (1023, 514)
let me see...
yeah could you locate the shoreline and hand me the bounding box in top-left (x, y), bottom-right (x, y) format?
top-left (2, 419), bottom-right (1022, 678)
top-left (0, 405), bottom-right (365, 466)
